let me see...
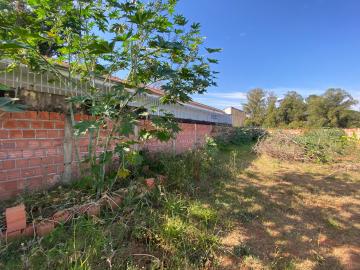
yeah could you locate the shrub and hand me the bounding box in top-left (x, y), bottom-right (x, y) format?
top-left (295, 129), bottom-right (352, 162)
top-left (229, 128), bottom-right (267, 145)
top-left (255, 128), bottom-right (356, 163)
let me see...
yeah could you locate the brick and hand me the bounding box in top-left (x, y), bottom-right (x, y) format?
top-left (0, 151), bottom-right (7, 159)
top-left (5, 203), bottom-right (26, 233)
top-left (9, 130), bottom-right (23, 139)
top-left (22, 167), bottom-right (42, 178)
top-left (49, 112), bottom-right (61, 120)
top-left (53, 210), bottom-right (72, 224)
top-left (36, 220), bottom-right (54, 236)
top-left (47, 148), bottom-right (57, 156)
top-left (86, 204), bottom-right (100, 217)
top-left (40, 140), bottom-right (52, 148)
top-left (16, 120), bottom-right (30, 129)
top-left (15, 140), bottom-right (28, 149)
top-left (45, 165), bottom-right (57, 174)
top-left (10, 112), bottom-right (25, 119)
top-left (0, 130), bottom-right (8, 139)
top-left (0, 181), bottom-right (18, 196)
top-left (107, 195), bottom-right (123, 210)
top-left (36, 130), bottom-right (48, 138)
top-left (54, 121), bottom-right (65, 129)
top-left (23, 150), bottom-right (34, 158)
top-left (53, 155), bottom-right (63, 164)
top-left (7, 169), bottom-right (21, 180)
top-left (8, 150), bottom-right (22, 159)
top-left (28, 140), bottom-right (40, 149)
top-left (23, 130), bottom-right (35, 138)
top-left (26, 111), bottom-right (38, 119)
top-left (74, 114), bottom-right (83, 121)
top-left (47, 130), bottom-right (58, 138)
top-left (3, 120), bottom-right (17, 129)
top-left (37, 111), bottom-right (49, 120)
top-left (43, 121), bottom-right (54, 129)
top-left (22, 225), bottom-right (35, 237)
top-left (0, 141), bottom-right (16, 149)
top-left (31, 121), bottom-right (43, 129)
top-left (27, 176), bottom-right (43, 190)
top-left (34, 149), bottom-right (45, 157)
top-left (16, 159), bottom-right (29, 168)
top-left (52, 139), bottom-right (63, 147)
top-left (42, 156), bottom-right (53, 164)
top-left (29, 158), bottom-right (42, 167)
top-left (2, 160), bottom-right (15, 170)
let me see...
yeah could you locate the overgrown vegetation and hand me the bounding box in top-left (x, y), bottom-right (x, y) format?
top-left (1, 131), bottom-right (360, 269)
top-left (255, 128), bottom-right (359, 163)
top-left (0, 0), bottom-right (220, 196)
top-left (0, 139), bottom-right (235, 269)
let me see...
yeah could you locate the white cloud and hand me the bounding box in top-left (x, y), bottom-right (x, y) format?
top-left (191, 87), bottom-right (360, 111)
top-left (192, 91), bottom-right (247, 110)
top-left (205, 91), bottom-right (247, 99)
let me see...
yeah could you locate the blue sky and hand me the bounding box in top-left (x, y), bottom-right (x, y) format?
top-left (176, 0), bottom-right (360, 110)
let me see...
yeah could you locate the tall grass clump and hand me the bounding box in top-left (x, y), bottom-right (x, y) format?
top-left (1, 138), bottom-right (235, 269)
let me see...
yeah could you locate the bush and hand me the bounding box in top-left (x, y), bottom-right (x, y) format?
top-left (254, 128), bottom-right (356, 163)
top-left (228, 128), bottom-right (266, 145)
top-left (295, 129), bottom-right (352, 162)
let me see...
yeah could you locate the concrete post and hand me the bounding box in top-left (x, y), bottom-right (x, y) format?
top-left (62, 114), bottom-right (73, 183)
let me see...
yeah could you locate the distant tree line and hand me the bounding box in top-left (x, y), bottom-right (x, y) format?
top-left (243, 88), bottom-right (360, 128)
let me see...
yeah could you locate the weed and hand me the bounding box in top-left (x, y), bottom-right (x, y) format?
top-left (237, 210), bottom-right (258, 223)
top-left (326, 216), bottom-right (342, 229)
top-left (233, 244), bottom-right (252, 257)
top-left (188, 202), bottom-right (217, 225)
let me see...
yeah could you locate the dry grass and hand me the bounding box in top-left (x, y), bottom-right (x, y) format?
top-left (213, 149), bottom-right (360, 270)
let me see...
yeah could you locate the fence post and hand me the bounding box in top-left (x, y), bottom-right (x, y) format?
top-left (62, 114), bottom-right (73, 183)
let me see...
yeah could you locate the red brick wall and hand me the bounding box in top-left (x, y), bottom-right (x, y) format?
top-left (139, 121), bottom-right (213, 153)
top-left (0, 111), bottom-right (65, 200)
top-left (0, 111), bottom-right (214, 200)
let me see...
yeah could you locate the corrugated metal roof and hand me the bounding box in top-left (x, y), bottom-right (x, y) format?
top-left (0, 61), bottom-right (231, 125)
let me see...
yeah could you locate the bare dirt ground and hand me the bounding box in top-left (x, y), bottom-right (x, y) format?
top-left (214, 150), bottom-right (360, 270)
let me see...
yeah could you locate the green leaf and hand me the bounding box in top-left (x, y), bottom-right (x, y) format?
top-left (0, 83), bottom-right (11, 91)
top-left (205, 48), bottom-right (222, 53)
top-left (174, 14), bottom-right (188, 26)
top-left (0, 103), bottom-right (28, 112)
top-left (0, 97), bottom-right (13, 106)
top-left (118, 115), bottom-right (136, 136)
top-left (86, 40), bottom-right (114, 54)
top-left (129, 10), bottom-right (154, 25)
top-left (207, 58), bottom-right (219, 64)
top-left (0, 40), bottom-right (30, 50)
top-left (74, 120), bottom-right (99, 135)
top-left (117, 168), bottom-right (130, 179)
top-left (113, 30), bottom-right (133, 42)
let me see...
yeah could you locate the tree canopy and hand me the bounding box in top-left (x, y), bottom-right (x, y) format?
top-left (243, 88), bottom-right (359, 128)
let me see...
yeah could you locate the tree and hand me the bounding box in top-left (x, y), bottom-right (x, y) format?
top-left (263, 92), bottom-right (278, 128)
top-left (307, 88), bottom-right (358, 128)
top-left (0, 0), bottom-right (220, 195)
top-left (243, 88), bottom-right (266, 126)
top-left (277, 91), bottom-right (306, 127)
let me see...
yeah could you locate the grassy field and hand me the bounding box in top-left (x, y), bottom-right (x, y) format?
top-left (1, 142), bottom-right (359, 269)
top-left (214, 145), bottom-right (360, 269)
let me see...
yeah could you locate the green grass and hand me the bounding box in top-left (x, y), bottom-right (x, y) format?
top-left (2, 137), bottom-right (359, 270)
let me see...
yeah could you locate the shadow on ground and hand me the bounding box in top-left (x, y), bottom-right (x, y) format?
top-left (197, 149), bottom-right (360, 270)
